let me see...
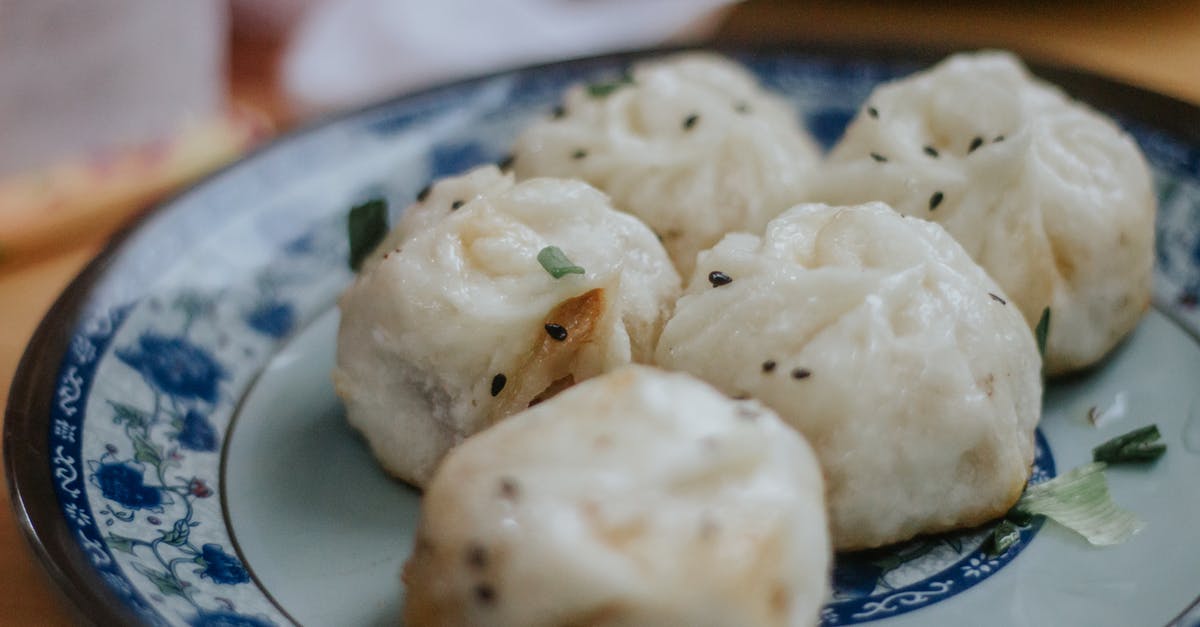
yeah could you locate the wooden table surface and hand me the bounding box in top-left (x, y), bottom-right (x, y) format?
top-left (3, 1), bottom-right (1200, 624)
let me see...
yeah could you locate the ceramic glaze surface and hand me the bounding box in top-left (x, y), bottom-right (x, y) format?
top-left (11, 49), bottom-right (1200, 626)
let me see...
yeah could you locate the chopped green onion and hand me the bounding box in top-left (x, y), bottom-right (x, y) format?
top-left (1093, 424), bottom-right (1166, 465)
top-left (586, 72), bottom-right (633, 98)
top-left (537, 246), bottom-right (585, 279)
top-left (1015, 462), bottom-right (1143, 546)
top-left (984, 506), bottom-right (1035, 556)
top-left (347, 198), bottom-right (389, 271)
top-left (1005, 508), bottom-right (1034, 528)
top-left (1035, 307), bottom-right (1051, 358)
top-left (984, 520), bottom-right (1022, 557)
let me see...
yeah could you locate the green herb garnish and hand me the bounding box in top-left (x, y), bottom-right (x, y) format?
top-left (348, 198), bottom-right (388, 271)
top-left (1093, 424), bottom-right (1166, 465)
top-left (1005, 508), bottom-right (1034, 528)
top-left (984, 519), bottom-right (1022, 557)
top-left (984, 506), bottom-right (1036, 556)
top-left (1035, 307), bottom-right (1051, 358)
top-left (1015, 462), bottom-right (1143, 546)
top-left (586, 72), bottom-right (633, 98)
top-left (537, 246), bottom-right (585, 279)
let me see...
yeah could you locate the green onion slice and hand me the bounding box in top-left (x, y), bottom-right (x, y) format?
top-left (1093, 424), bottom-right (1166, 465)
top-left (1015, 462), bottom-right (1143, 546)
top-left (586, 72), bottom-right (633, 98)
top-left (1035, 307), bottom-right (1051, 358)
top-left (537, 246), bottom-right (585, 279)
top-left (347, 198), bottom-right (388, 271)
top-left (984, 519), bottom-right (1022, 557)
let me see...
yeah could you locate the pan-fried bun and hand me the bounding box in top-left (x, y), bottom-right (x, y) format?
top-left (403, 365), bottom-right (830, 627)
top-left (657, 202), bottom-right (1042, 550)
top-left (334, 166), bottom-right (679, 487)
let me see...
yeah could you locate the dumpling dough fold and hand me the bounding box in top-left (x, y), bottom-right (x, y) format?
top-left (513, 52), bottom-right (821, 278)
top-left (404, 365), bottom-right (831, 627)
top-left (657, 202), bottom-right (1043, 550)
top-left (334, 166), bottom-right (680, 486)
top-left (813, 51), bottom-right (1155, 374)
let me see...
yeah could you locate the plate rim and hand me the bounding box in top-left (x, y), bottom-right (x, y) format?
top-left (6, 41), bottom-right (1200, 626)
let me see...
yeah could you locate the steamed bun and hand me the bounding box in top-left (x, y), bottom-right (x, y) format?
top-left (403, 365), bottom-right (831, 627)
top-left (512, 52), bottom-right (821, 278)
top-left (334, 166), bottom-right (680, 487)
top-left (813, 51), bottom-right (1155, 374)
top-left (656, 202), bottom-right (1042, 550)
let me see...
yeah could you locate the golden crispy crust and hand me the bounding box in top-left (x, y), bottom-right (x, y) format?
top-left (486, 288), bottom-right (607, 427)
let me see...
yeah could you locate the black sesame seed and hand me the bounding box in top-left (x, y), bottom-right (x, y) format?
top-left (993, 135), bottom-right (1005, 143)
top-left (451, 200), bottom-right (465, 210)
top-left (466, 544), bottom-right (488, 569)
top-left (544, 323), bottom-right (568, 341)
top-left (870, 152), bottom-right (888, 163)
top-left (929, 191), bottom-right (944, 211)
top-left (572, 149), bottom-right (588, 160)
top-left (735, 102), bottom-right (750, 114)
top-left (923, 145), bottom-right (939, 158)
top-left (762, 360), bottom-right (776, 373)
top-left (552, 104), bottom-right (566, 119)
top-left (968, 136), bottom-right (984, 153)
top-left (867, 106), bottom-right (879, 119)
top-left (683, 113), bottom-right (699, 130)
top-left (497, 153), bottom-right (515, 170)
top-left (475, 584), bottom-right (496, 605)
top-left (733, 393), bottom-right (751, 400)
top-left (416, 183), bottom-right (432, 202)
top-left (708, 271), bottom-right (733, 287)
top-left (791, 368), bottom-right (811, 380)
top-left (499, 477), bottom-right (520, 499)
top-left (989, 292), bottom-right (1007, 305)
top-left (491, 374), bottom-right (507, 396)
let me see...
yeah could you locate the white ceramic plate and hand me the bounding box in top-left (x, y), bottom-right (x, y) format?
top-left (6, 46), bottom-right (1200, 626)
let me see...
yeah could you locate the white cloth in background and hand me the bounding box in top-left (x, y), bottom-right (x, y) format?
top-left (282, 0), bottom-right (739, 116)
top-left (0, 0), bottom-right (226, 178)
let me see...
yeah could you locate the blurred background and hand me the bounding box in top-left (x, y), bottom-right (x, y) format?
top-left (2, 0), bottom-right (1199, 622)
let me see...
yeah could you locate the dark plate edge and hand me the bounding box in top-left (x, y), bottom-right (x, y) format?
top-left (4, 228), bottom-right (143, 626)
top-left (5, 40), bottom-right (1200, 627)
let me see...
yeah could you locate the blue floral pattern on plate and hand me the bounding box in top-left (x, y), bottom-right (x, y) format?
top-left (32, 49), bottom-right (1200, 625)
top-left (49, 215), bottom-right (353, 625)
